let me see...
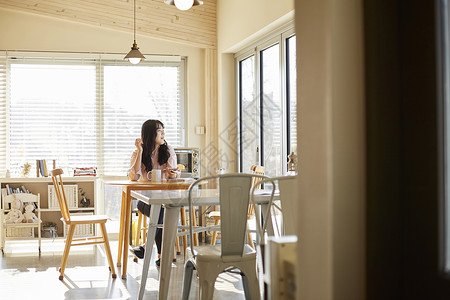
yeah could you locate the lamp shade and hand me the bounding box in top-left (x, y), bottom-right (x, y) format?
top-left (174, 0), bottom-right (194, 10)
top-left (124, 0), bottom-right (145, 64)
top-left (164, 0), bottom-right (203, 10)
top-left (125, 42), bottom-right (145, 65)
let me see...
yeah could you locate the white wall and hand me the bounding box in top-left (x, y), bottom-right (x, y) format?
top-left (295, 0), bottom-right (365, 299)
top-left (217, 0), bottom-right (294, 53)
top-left (0, 7), bottom-right (206, 150)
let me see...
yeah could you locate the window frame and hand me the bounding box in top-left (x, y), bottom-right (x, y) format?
top-left (235, 24), bottom-right (296, 174)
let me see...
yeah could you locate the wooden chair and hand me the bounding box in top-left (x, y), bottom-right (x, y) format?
top-left (50, 169), bottom-right (116, 280)
top-left (210, 165), bottom-right (265, 248)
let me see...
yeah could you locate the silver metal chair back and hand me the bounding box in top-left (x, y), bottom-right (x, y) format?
top-left (187, 173), bottom-right (268, 259)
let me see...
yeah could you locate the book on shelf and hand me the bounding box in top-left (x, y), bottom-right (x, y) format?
top-left (1, 188), bottom-right (7, 206)
top-left (5, 184), bottom-right (10, 195)
top-left (43, 159), bottom-right (48, 177)
top-left (36, 159), bottom-right (56, 177)
top-left (21, 185), bottom-right (29, 193)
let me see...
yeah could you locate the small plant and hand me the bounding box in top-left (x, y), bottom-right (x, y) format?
top-left (42, 221), bottom-right (57, 228)
top-left (21, 162), bottom-right (32, 177)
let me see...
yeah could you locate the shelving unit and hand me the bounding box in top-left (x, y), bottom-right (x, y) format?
top-left (0, 177), bottom-right (98, 239)
top-left (1, 192), bottom-right (41, 253)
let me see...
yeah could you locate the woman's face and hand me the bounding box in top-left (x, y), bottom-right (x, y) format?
top-left (155, 125), bottom-right (165, 146)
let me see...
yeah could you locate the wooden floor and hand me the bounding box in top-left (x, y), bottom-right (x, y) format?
top-left (0, 239), bottom-right (247, 299)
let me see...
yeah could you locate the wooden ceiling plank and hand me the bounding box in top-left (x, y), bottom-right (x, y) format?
top-left (0, 0), bottom-right (217, 48)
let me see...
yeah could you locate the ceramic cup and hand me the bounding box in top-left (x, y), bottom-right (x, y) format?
top-left (151, 169), bottom-right (162, 183)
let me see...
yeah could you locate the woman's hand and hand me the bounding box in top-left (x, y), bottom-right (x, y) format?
top-left (135, 138), bottom-right (143, 152)
top-left (166, 167), bottom-right (178, 178)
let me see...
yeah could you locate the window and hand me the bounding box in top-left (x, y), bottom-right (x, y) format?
top-left (0, 52), bottom-right (185, 177)
top-left (237, 26), bottom-right (296, 176)
top-left (103, 65), bottom-right (183, 175)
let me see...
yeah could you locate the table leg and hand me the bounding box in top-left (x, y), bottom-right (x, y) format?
top-left (180, 206), bottom-right (188, 258)
top-left (158, 206), bottom-right (179, 300)
top-left (138, 204), bottom-right (161, 300)
top-left (192, 208), bottom-right (198, 246)
top-left (117, 189), bottom-right (126, 267)
top-left (122, 187), bottom-right (133, 279)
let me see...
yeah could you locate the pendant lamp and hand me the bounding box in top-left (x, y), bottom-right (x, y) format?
top-left (164, 0), bottom-right (203, 11)
top-left (125, 0), bottom-right (145, 64)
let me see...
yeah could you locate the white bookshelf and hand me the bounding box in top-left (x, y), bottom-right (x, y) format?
top-left (0, 176), bottom-right (98, 238)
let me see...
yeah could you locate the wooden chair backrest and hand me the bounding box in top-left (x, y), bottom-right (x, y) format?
top-left (248, 165), bottom-right (265, 216)
top-left (50, 169), bottom-right (71, 222)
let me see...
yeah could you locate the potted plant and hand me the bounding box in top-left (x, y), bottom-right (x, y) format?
top-left (42, 221), bottom-right (57, 238)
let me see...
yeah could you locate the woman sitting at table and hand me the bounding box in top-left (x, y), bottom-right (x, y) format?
top-left (128, 119), bottom-right (179, 266)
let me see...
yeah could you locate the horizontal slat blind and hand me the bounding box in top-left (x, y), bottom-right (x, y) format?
top-left (0, 52), bottom-right (7, 174)
top-left (3, 53), bottom-right (185, 176)
top-left (9, 63), bottom-right (97, 176)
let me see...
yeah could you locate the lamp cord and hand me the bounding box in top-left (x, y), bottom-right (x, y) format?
top-left (134, 0), bottom-right (136, 43)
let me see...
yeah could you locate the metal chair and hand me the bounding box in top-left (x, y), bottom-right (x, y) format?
top-left (250, 175), bottom-right (297, 299)
top-left (182, 173), bottom-right (267, 300)
top-left (209, 165), bottom-right (265, 248)
top-left (250, 175), bottom-right (297, 240)
top-left (50, 168), bottom-right (116, 280)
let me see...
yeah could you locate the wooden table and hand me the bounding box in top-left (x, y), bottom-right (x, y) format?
top-left (104, 179), bottom-right (194, 279)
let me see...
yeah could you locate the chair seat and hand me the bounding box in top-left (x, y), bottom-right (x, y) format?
top-left (187, 244), bottom-right (256, 263)
top-left (62, 215), bottom-right (109, 224)
top-left (208, 211), bottom-right (220, 218)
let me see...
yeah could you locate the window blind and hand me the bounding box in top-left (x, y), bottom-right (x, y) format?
top-left (0, 52), bottom-right (7, 175)
top-left (102, 63), bottom-right (184, 175)
top-left (1, 52), bottom-right (185, 177)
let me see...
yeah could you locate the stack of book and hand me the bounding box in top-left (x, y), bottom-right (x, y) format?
top-left (36, 159), bottom-right (49, 177)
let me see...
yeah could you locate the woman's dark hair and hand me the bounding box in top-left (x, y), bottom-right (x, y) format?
top-left (141, 119), bottom-right (170, 172)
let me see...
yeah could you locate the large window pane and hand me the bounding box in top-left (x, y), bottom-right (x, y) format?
top-left (287, 36), bottom-right (297, 155)
top-left (9, 64), bottom-right (96, 176)
top-left (239, 56), bottom-right (257, 173)
top-left (261, 44), bottom-right (282, 178)
top-left (103, 65), bottom-right (182, 175)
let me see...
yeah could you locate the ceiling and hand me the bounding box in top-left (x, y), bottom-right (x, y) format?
top-left (0, 0), bottom-right (217, 48)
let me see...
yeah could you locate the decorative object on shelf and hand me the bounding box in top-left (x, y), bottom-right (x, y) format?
top-left (124, 0), bottom-right (145, 64)
top-left (42, 221), bottom-right (57, 238)
top-left (73, 167), bottom-right (97, 176)
top-left (5, 197), bottom-right (24, 224)
top-left (287, 151), bottom-right (298, 175)
top-left (23, 203), bottom-right (40, 223)
top-left (78, 188), bottom-right (91, 208)
top-left (21, 162), bottom-right (31, 177)
top-left (164, 0), bottom-right (203, 11)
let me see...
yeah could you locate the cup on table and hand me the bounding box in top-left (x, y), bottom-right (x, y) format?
top-left (151, 169), bottom-right (161, 183)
